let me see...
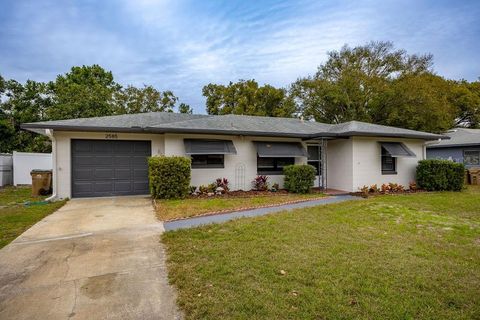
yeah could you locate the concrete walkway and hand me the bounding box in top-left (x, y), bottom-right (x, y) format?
top-left (164, 195), bottom-right (360, 231)
top-left (0, 196), bottom-right (182, 320)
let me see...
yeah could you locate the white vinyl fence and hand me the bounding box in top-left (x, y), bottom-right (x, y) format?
top-left (0, 154), bottom-right (13, 187)
top-left (13, 151), bottom-right (52, 186)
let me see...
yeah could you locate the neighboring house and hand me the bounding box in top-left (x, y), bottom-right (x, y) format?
top-left (21, 112), bottom-right (445, 199)
top-left (426, 128), bottom-right (480, 168)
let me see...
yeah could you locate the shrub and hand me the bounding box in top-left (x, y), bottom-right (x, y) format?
top-left (253, 175), bottom-right (269, 191)
top-left (215, 178), bottom-right (229, 192)
top-left (148, 156), bottom-right (191, 199)
top-left (199, 185), bottom-right (209, 194)
top-left (283, 164), bottom-right (316, 194)
top-left (369, 184), bottom-right (380, 193)
top-left (359, 185), bottom-right (370, 197)
top-left (409, 181), bottom-right (417, 191)
top-left (416, 159), bottom-right (465, 191)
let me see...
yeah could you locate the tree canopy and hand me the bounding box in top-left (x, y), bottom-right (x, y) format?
top-left (290, 41), bottom-right (479, 132)
top-left (203, 80), bottom-right (296, 117)
top-left (0, 65), bottom-right (190, 152)
top-left (1, 41), bottom-right (479, 153)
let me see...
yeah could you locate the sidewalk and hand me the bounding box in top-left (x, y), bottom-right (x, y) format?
top-left (164, 195), bottom-right (361, 231)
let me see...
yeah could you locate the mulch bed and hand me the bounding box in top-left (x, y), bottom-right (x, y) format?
top-left (156, 195), bottom-right (329, 222)
top-left (188, 189), bottom-right (324, 199)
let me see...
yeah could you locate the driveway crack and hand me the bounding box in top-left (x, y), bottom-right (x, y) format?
top-left (68, 279), bottom-right (78, 319)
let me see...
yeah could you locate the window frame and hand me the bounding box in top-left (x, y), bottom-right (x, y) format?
top-left (464, 149), bottom-right (480, 166)
top-left (381, 146), bottom-right (397, 175)
top-left (307, 145), bottom-right (321, 176)
top-left (190, 154), bottom-right (225, 169)
top-left (257, 156), bottom-right (295, 175)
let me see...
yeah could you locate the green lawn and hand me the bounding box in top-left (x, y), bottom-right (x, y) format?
top-left (162, 186), bottom-right (480, 320)
top-left (156, 192), bottom-right (325, 221)
top-left (0, 186), bottom-right (66, 248)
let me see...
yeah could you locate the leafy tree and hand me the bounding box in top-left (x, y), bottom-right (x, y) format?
top-left (47, 65), bottom-right (120, 120)
top-left (378, 73), bottom-right (456, 133)
top-left (0, 78), bottom-right (52, 152)
top-left (203, 79), bottom-right (296, 117)
top-left (114, 85), bottom-right (178, 114)
top-left (449, 80), bottom-right (480, 128)
top-left (178, 102), bottom-right (193, 114)
top-left (291, 41), bottom-right (433, 125)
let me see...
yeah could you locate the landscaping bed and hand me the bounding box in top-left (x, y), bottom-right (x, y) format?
top-left (0, 186), bottom-right (66, 248)
top-left (163, 186), bottom-right (480, 320)
top-left (155, 190), bottom-right (325, 221)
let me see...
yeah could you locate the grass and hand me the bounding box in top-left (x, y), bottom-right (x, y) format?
top-left (155, 192), bottom-right (325, 221)
top-left (162, 186), bottom-right (480, 320)
top-left (0, 186), bottom-right (66, 248)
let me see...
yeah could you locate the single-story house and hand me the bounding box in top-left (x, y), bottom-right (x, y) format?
top-left (22, 112), bottom-right (445, 199)
top-left (426, 128), bottom-right (480, 168)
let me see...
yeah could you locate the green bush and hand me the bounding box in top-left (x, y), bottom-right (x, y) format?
top-left (148, 156), bottom-right (191, 199)
top-left (283, 164), bottom-right (316, 193)
top-left (416, 159), bottom-right (465, 191)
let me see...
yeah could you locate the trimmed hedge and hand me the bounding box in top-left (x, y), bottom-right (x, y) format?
top-left (416, 159), bottom-right (465, 191)
top-left (283, 164), bottom-right (316, 194)
top-left (148, 156), bottom-right (191, 199)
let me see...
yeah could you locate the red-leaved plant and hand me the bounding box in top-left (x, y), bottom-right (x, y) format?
top-left (252, 175), bottom-right (269, 191)
top-left (215, 178), bottom-right (229, 192)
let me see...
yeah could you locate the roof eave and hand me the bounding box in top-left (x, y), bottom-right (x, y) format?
top-left (427, 142), bottom-right (480, 148)
top-left (334, 131), bottom-right (447, 141)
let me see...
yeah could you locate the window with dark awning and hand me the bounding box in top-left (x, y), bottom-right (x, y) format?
top-left (184, 139), bottom-right (237, 155)
top-left (380, 142), bottom-right (416, 157)
top-left (255, 142), bottom-right (308, 157)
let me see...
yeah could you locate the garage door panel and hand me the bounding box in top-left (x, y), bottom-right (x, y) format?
top-left (93, 141), bottom-right (114, 152)
top-left (114, 181), bottom-right (134, 192)
top-left (93, 156), bottom-right (114, 166)
top-left (73, 155), bottom-right (95, 166)
top-left (134, 168), bottom-right (148, 179)
top-left (72, 182), bottom-right (94, 193)
top-left (115, 168), bottom-right (132, 179)
top-left (72, 140), bottom-right (151, 198)
top-left (94, 181), bottom-right (114, 193)
top-left (94, 168), bottom-right (114, 179)
top-left (73, 168), bottom-right (94, 180)
top-left (115, 141), bottom-right (136, 153)
top-left (135, 143), bottom-right (151, 153)
top-left (133, 181), bottom-right (149, 193)
top-left (133, 156), bottom-right (148, 165)
top-left (114, 156), bottom-right (131, 166)
top-left (73, 140), bottom-right (93, 152)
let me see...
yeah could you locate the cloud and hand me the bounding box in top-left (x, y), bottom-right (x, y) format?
top-left (0, 0), bottom-right (479, 113)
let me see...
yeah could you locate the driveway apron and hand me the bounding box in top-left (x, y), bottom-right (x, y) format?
top-left (0, 196), bottom-right (182, 320)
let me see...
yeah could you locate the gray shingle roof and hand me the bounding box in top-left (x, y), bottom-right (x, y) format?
top-left (21, 112), bottom-right (446, 140)
top-left (427, 128), bottom-right (480, 148)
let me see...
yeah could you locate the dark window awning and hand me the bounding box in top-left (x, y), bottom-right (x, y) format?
top-left (380, 142), bottom-right (416, 157)
top-left (184, 139), bottom-right (237, 155)
top-left (255, 142), bottom-right (308, 157)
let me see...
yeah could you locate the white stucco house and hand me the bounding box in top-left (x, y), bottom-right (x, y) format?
top-left (22, 112), bottom-right (446, 199)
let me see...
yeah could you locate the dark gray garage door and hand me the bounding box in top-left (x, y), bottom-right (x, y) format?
top-left (72, 140), bottom-right (151, 198)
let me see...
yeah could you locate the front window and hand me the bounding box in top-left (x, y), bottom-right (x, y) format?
top-left (257, 157), bottom-right (294, 174)
top-left (381, 147), bottom-right (396, 174)
top-left (307, 145), bottom-right (321, 175)
top-left (464, 150), bottom-right (480, 165)
top-left (191, 154), bottom-right (224, 169)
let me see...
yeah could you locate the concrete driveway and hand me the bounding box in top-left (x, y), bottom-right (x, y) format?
top-left (0, 196), bottom-right (182, 320)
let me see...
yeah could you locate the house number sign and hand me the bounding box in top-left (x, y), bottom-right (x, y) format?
top-left (105, 133), bottom-right (118, 139)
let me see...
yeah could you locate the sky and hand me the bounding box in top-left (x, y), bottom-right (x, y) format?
top-left (0, 0), bottom-right (479, 113)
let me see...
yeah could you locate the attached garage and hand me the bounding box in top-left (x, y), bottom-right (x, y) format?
top-left (71, 140), bottom-right (151, 198)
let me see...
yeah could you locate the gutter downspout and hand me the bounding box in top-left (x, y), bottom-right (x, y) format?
top-left (45, 129), bottom-right (57, 201)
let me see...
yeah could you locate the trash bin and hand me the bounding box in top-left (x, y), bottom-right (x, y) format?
top-left (30, 170), bottom-right (52, 196)
top-left (468, 168), bottom-right (480, 185)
